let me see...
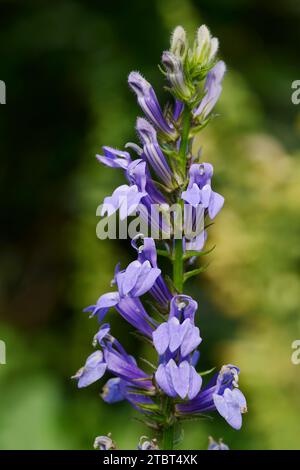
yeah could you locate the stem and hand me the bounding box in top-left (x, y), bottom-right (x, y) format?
top-left (162, 107), bottom-right (191, 450)
top-left (173, 237), bottom-right (183, 292)
top-left (178, 106), bottom-right (191, 175)
top-left (162, 398), bottom-right (175, 450)
top-left (173, 105), bottom-right (191, 293)
top-left (162, 424), bottom-right (175, 450)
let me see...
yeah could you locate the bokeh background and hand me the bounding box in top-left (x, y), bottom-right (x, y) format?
top-left (1, 0), bottom-right (300, 450)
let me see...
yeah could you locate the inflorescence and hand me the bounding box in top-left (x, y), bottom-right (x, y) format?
top-left (73, 25), bottom-right (247, 450)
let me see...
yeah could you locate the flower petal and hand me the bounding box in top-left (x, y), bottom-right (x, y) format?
top-left (153, 322), bottom-right (169, 355)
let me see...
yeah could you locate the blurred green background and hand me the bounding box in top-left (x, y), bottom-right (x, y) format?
top-left (1, 0), bottom-right (300, 450)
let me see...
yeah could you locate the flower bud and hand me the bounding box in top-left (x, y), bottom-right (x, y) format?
top-left (94, 434), bottom-right (116, 450)
top-left (138, 436), bottom-right (159, 450)
top-left (170, 26), bottom-right (188, 59)
top-left (188, 24), bottom-right (219, 71)
top-left (208, 436), bottom-right (229, 450)
top-left (196, 25), bottom-right (210, 56)
top-left (162, 51), bottom-right (193, 101)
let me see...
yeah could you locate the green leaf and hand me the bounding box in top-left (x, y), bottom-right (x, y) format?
top-left (183, 245), bottom-right (216, 260)
top-left (183, 264), bottom-right (209, 283)
top-left (199, 367), bottom-right (216, 376)
top-left (133, 402), bottom-right (161, 413)
top-left (139, 357), bottom-right (157, 371)
top-left (156, 249), bottom-right (172, 259)
top-left (126, 387), bottom-right (156, 397)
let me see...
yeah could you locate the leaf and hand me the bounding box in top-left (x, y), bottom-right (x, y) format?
top-left (189, 118), bottom-right (211, 137)
top-left (132, 417), bottom-right (161, 431)
top-left (183, 245), bottom-right (216, 260)
top-left (139, 357), bottom-right (157, 371)
top-left (199, 367), bottom-right (216, 376)
top-left (133, 402), bottom-right (161, 414)
top-left (156, 249), bottom-right (172, 259)
top-left (126, 387), bottom-right (156, 397)
top-left (130, 331), bottom-right (153, 346)
top-left (183, 264), bottom-right (209, 283)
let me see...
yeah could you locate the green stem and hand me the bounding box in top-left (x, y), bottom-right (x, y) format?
top-left (162, 424), bottom-right (175, 450)
top-left (173, 105), bottom-right (191, 293)
top-left (173, 237), bottom-right (183, 292)
top-left (178, 106), bottom-right (191, 175)
top-left (162, 106), bottom-right (191, 450)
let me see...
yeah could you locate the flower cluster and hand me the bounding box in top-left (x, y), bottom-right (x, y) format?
top-left (74, 25), bottom-right (247, 450)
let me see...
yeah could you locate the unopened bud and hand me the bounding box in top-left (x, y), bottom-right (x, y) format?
top-left (162, 51), bottom-right (193, 101)
top-left (194, 24), bottom-right (219, 66)
top-left (138, 436), bottom-right (159, 450)
top-left (94, 433), bottom-right (116, 450)
top-left (170, 26), bottom-right (188, 58)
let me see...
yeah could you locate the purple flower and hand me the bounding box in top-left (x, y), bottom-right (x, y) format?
top-left (188, 162), bottom-right (214, 187)
top-left (173, 99), bottom-right (184, 121)
top-left (103, 346), bottom-right (152, 389)
top-left (126, 159), bottom-right (171, 237)
top-left (131, 236), bottom-right (172, 308)
top-left (155, 359), bottom-right (202, 400)
top-left (101, 377), bottom-right (126, 403)
top-left (72, 350), bottom-right (107, 388)
top-left (96, 146), bottom-right (132, 170)
top-left (116, 297), bottom-right (157, 338)
top-left (176, 364), bottom-right (247, 430)
top-left (126, 159), bottom-right (166, 205)
top-left (193, 61), bottom-right (226, 119)
top-left (161, 51), bottom-right (193, 102)
top-left (84, 260), bottom-right (160, 337)
top-left (153, 317), bottom-right (201, 357)
top-left (153, 294), bottom-right (202, 400)
top-left (136, 117), bottom-right (174, 187)
top-left (182, 183), bottom-right (206, 208)
top-left (101, 371), bottom-right (156, 413)
top-left (128, 72), bottom-right (176, 139)
top-left (101, 184), bottom-right (146, 221)
top-left (116, 260), bottom-right (161, 298)
top-left (169, 294), bottom-right (198, 322)
top-left (213, 388), bottom-right (247, 430)
top-left (208, 437), bottom-right (229, 451)
top-left (182, 163), bottom-right (224, 220)
top-left (75, 325), bottom-right (153, 392)
top-left (183, 204), bottom-right (207, 252)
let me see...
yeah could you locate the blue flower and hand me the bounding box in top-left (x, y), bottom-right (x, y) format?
top-left (153, 295), bottom-right (202, 400)
top-left (101, 184), bottom-right (146, 220)
top-left (208, 437), bottom-right (229, 450)
top-left (101, 377), bottom-right (126, 403)
top-left (182, 163), bottom-right (224, 220)
top-left (131, 236), bottom-right (172, 308)
top-left (176, 364), bottom-right (247, 430)
top-left (84, 259), bottom-right (161, 337)
top-left (128, 71), bottom-right (177, 140)
top-left (193, 61), bottom-right (226, 119)
top-left (72, 350), bottom-right (107, 388)
top-left (74, 324), bottom-right (154, 393)
top-left (169, 294), bottom-right (198, 322)
top-left (213, 387), bottom-right (247, 430)
top-left (96, 146), bottom-right (132, 170)
top-left (155, 359), bottom-right (202, 400)
top-left (136, 117), bottom-right (174, 187)
top-left (153, 317), bottom-right (201, 357)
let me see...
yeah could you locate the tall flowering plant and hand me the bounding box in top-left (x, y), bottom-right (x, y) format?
top-left (73, 25), bottom-right (247, 450)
